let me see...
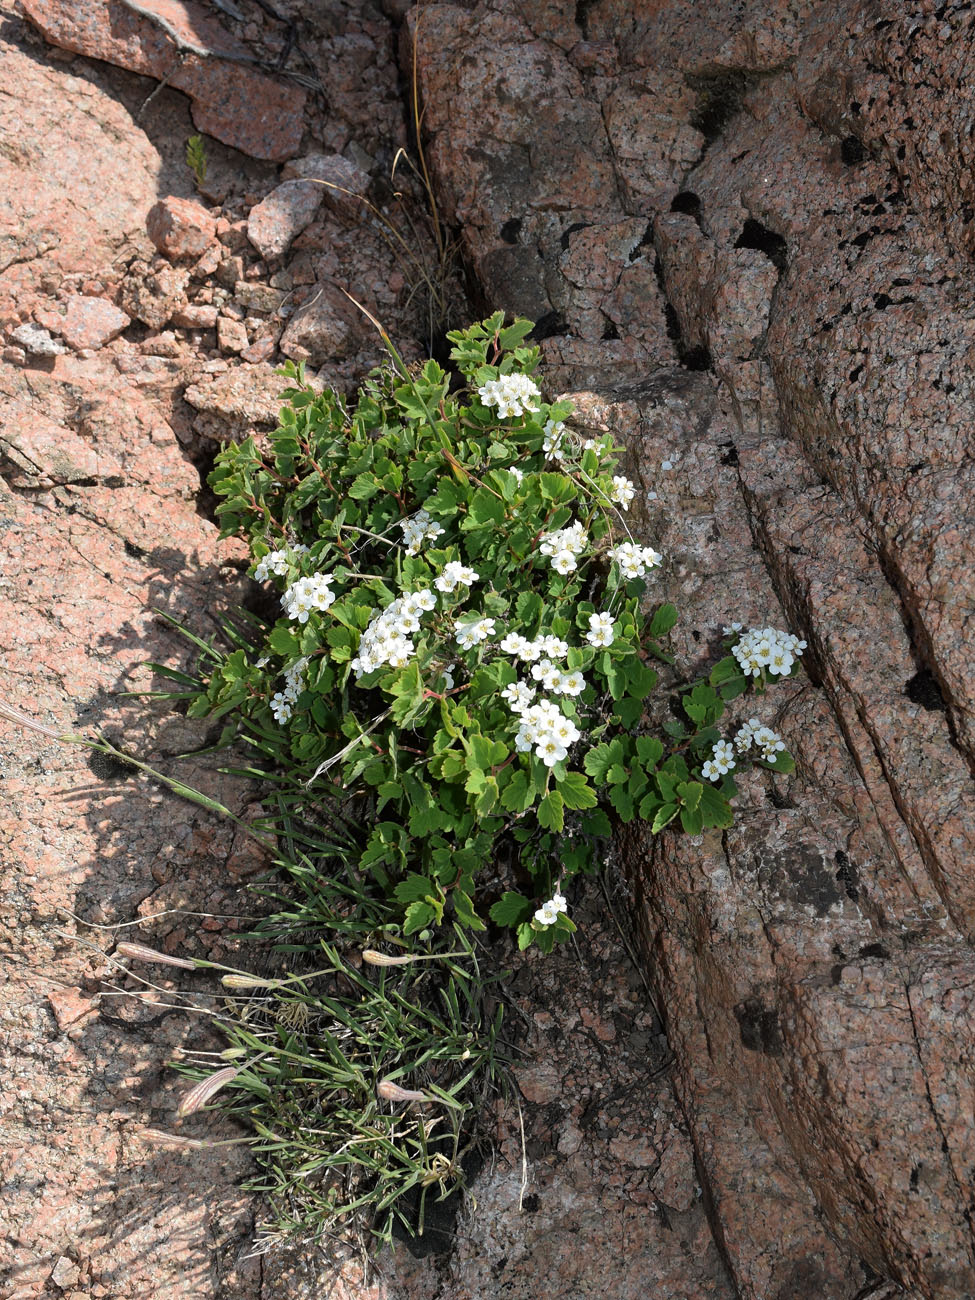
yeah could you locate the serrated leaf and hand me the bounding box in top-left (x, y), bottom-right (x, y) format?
top-left (635, 736), bottom-right (664, 768)
top-left (606, 763), bottom-right (628, 786)
top-left (649, 603), bottom-right (678, 638)
top-left (557, 770), bottom-right (598, 810)
top-left (676, 780), bottom-right (703, 812)
top-left (394, 873), bottom-right (437, 903)
top-left (651, 802), bottom-right (679, 833)
top-left (403, 900), bottom-right (437, 934)
top-left (489, 891), bottom-right (532, 926)
top-left (537, 790), bottom-right (565, 832)
top-left (609, 784), bottom-right (635, 821)
top-left (680, 804), bottom-right (704, 834)
top-left (709, 654), bottom-right (741, 685)
top-left (699, 783), bottom-right (735, 828)
top-left (500, 768), bottom-right (534, 813)
top-left (498, 319), bottom-right (535, 349)
top-left (453, 889), bottom-right (487, 931)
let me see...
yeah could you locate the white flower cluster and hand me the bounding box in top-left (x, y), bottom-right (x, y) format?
top-left (434, 560), bottom-right (479, 594)
top-left (509, 466), bottom-right (524, 483)
top-left (539, 520), bottom-right (588, 575)
top-left (609, 541), bottom-right (662, 579)
top-left (734, 717), bottom-right (786, 761)
top-left (270, 657), bottom-right (308, 725)
top-left (477, 373), bottom-right (541, 419)
top-left (499, 631), bottom-right (568, 662)
top-left (731, 627), bottom-right (806, 677)
top-left (530, 659), bottom-right (586, 696)
top-left (455, 616), bottom-right (495, 650)
top-left (534, 891), bottom-right (568, 927)
top-left (543, 418), bottom-right (565, 460)
top-left (282, 572), bottom-right (336, 623)
top-left (701, 738), bottom-right (736, 783)
top-left (610, 475), bottom-right (635, 510)
top-left (585, 611), bottom-right (615, 648)
top-left (514, 698), bottom-right (582, 767)
top-left (350, 589), bottom-right (436, 678)
top-left (399, 508), bottom-right (444, 556)
top-left (254, 544), bottom-right (309, 582)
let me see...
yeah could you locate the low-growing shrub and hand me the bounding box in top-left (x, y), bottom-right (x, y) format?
top-left (193, 312), bottom-right (802, 951)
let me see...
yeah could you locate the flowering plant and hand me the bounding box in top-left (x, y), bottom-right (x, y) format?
top-left (195, 314), bottom-right (801, 951)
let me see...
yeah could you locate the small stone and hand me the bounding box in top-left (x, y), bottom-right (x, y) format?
top-left (2, 345), bottom-right (27, 366)
top-left (216, 254), bottom-right (245, 289)
top-left (240, 334), bottom-right (276, 363)
top-left (280, 152), bottom-right (371, 222)
top-left (138, 331), bottom-right (183, 358)
top-left (217, 315), bottom-right (249, 353)
top-left (146, 197), bottom-right (219, 262)
top-left (59, 295), bottom-right (130, 351)
top-left (120, 265), bottom-right (189, 329)
top-left (10, 322), bottom-right (66, 356)
top-left (192, 243), bottom-right (222, 279)
top-left (47, 987), bottom-right (98, 1032)
top-left (234, 281), bottom-right (286, 313)
top-left (50, 1256), bottom-right (81, 1288)
top-left (246, 180), bottom-right (324, 259)
top-left (278, 283), bottom-right (356, 363)
top-left (171, 304), bottom-right (219, 329)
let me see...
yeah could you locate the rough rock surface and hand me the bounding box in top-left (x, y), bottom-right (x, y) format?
top-left (147, 196), bottom-right (220, 262)
top-left (410, 2), bottom-right (975, 1298)
top-left (20, 0), bottom-right (306, 160)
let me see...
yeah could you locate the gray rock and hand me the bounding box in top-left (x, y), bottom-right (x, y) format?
top-left (10, 323), bottom-right (66, 356)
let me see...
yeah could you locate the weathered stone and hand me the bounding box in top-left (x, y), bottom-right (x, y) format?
top-left (170, 302), bottom-right (219, 330)
top-left (183, 362), bottom-right (288, 436)
top-left (233, 281), bottom-right (287, 313)
top-left (20, 0), bottom-right (306, 161)
top-left (280, 153), bottom-right (371, 222)
top-left (146, 196), bottom-right (219, 262)
top-left (216, 314), bottom-right (248, 353)
top-left (59, 294), bottom-right (130, 351)
top-left (9, 322), bottom-right (65, 356)
top-left (278, 283), bottom-right (357, 363)
top-left (119, 263), bottom-right (189, 329)
top-left (246, 180), bottom-right (324, 259)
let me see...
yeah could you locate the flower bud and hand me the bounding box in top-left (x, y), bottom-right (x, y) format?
top-left (377, 1078), bottom-right (427, 1103)
top-left (115, 942), bottom-right (196, 969)
top-left (361, 949), bottom-right (414, 967)
top-left (177, 1066), bottom-right (238, 1117)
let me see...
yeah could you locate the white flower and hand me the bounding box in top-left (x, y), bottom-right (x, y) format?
top-left (435, 561), bottom-right (479, 594)
top-left (477, 373), bottom-right (542, 419)
top-left (582, 438), bottom-right (598, 451)
top-left (610, 475), bottom-right (636, 510)
top-left (455, 616), bottom-right (495, 650)
top-left (731, 627), bottom-right (805, 678)
top-left (279, 656), bottom-right (308, 705)
top-left (282, 572), bottom-right (336, 623)
top-left (556, 670), bottom-right (586, 697)
top-left (501, 681), bottom-right (535, 713)
top-left (509, 466), bottom-right (524, 482)
top-left (535, 891), bottom-right (568, 926)
top-left (500, 632), bottom-right (534, 657)
top-left (531, 658), bottom-right (563, 691)
top-left (542, 418), bottom-right (565, 460)
top-left (540, 635), bottom-right (568, 659)
top-left (398, 508), bottom-right (445, 556)
top-left (270, 692), bottom-right (293, 724)
top-left (734, 717), bottom-right (762, 752)
top-left (701, 759), bottom-right (720, 782)
top-left (254, 543), bottom-right (309, 582)
top-left (586, 612), bottom-right (615, 648)
top-left (551, 548), bottom-right (577, 575)
top-left (514, 698), bottom-right (580, 767)
top-left (703, 739), bottom-right (736, 780)
top-left (441, 663), bottom-right (456, 690)
top-left (608, 541), bottom-right (662, 579)
top-left (539, 521), bottom-right (588, 573)
top-left (723, 622), bottom-right (744, 635)
top-left (351, 592), bottom-right (440, 678)
top-left (536, 737), bottom-right (568, 767)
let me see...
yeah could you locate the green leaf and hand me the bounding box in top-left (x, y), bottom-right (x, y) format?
top-left (537, 790), bottom-right (565, 832)
top-left (757, 750), bottom-right (796, 774)
top-left (676, 780), bottom-right (703, 812)
top-left (699, 784), bottom-right (735, 829)
top-left (489, 891), bottom-right (532, 926)
top-left (557, 770), bottom-right (598, 810)
top-left (516, 922), bottom-right (534, 950)
top-left (498, 319), bottom-right (535, 349)
top-left (651, 803), bottom-right (679, 833)
top-left (606, 763), bottom-right (628, 786)
top-left (403, 901), bottom-right (437, 934)
top-left (649, 603), bottom-right (678, 638)
top-left (609, 784), bottom-right (635, 821)
top-left (394, 873), bottom-right (437, 903)
top-left (267, 626), bottom-right (299, 656)
top-left (679, 804), bottom-right (704, 834)
top-left (635, 736), bottom-right (664, 768)
top-left (709, 654), bottom-right (741, 685)
top-left (500, 768), bottom-right (534, 813)
top-left (584, 738), bottom-right (624, 784)
top-left (348, 472), bottom-right (380, 500)
top-left (453, 889), bottom-right (487, 931)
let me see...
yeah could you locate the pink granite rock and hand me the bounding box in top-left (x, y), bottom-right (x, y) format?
top-left (20, 0), bottom-right (306, 161)
top-left (280, 153), bottom-right (371, 222)
top-left (246, 179), bottom-right (324, 259)
top-left (146, 196), bottom-right (219, 262)
top-left (59, 294), bottom-right (130, 351)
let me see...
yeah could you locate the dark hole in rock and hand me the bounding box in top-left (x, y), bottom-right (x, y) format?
top-left (904, 668), bottom-right (946, 712)
top-left (841, 134), bottom-right (866, 165)
top-left (87, 746), bottom-right (134, 782)
top-left (522, 1193), bottom-right (540, 1213)
top-left (670, 190), bottom-right (701, 220)
top-left (834, 849), bottom-right (860, 902)
top-left (529, 312), bottom-right (568, 341)
top-left (575, 0), bottom-right (600, 35)
top-left (873, 292), bottom-right (892, 309)
top-left (734, 218), bottom-right (788, 271)
top-left (849, 364), bottom-right (864, 382)
top-left (560, 220), bottom-right (590, 250)
top-left (500, 218), bottom-right (522, 244)
top-left (688, 69), bottom-right (755, 142)
top-left (720, 442), bottom-right (739, 466)
top-left (601, 320), bottom-right (620, 340)
top-left (391, 1146), bottom-right (485, 1258)
top-left (733, 997), bottom-right (784, 1056)
top-left (859, 943), bottom-right (890, 959)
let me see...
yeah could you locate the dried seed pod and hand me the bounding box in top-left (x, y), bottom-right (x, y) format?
top-left (177, 1065), bottom-right (238, 1117)
top-left (377, 1078), bottom-right (427, 1103)
top-left (116, 942), bottom-right (196, 969)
